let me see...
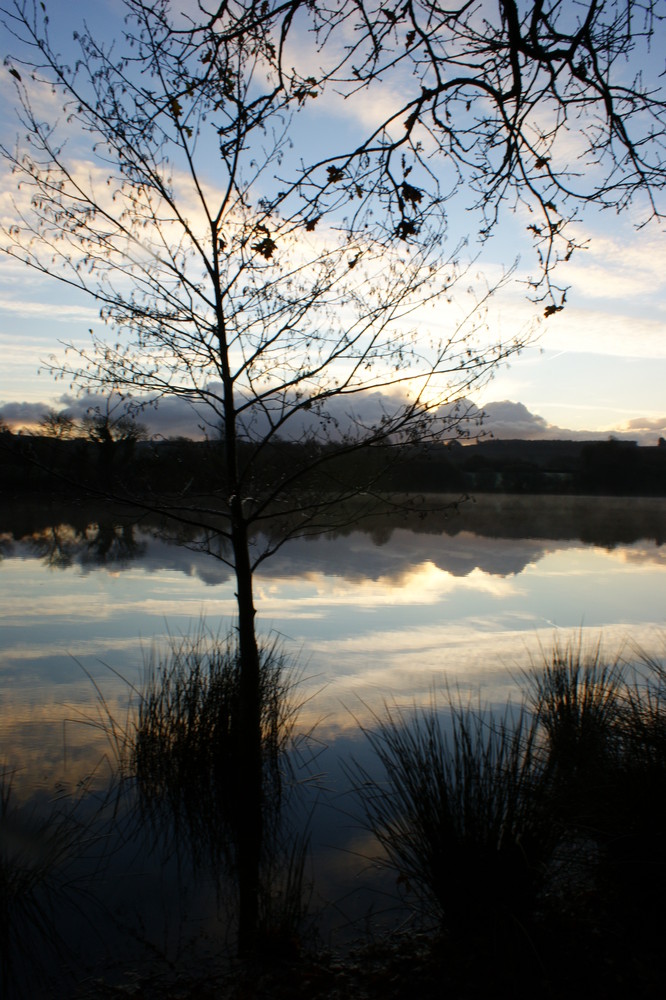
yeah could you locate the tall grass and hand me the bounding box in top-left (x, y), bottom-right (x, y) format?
top-left (525, 638), bottom-right (666, 868)
top-left (126, 627), bottom-right (314, 952)
top-left (622, 648), bottom-right (666, 769)
top-left (598, 647), bottom-right (666, 931)
top-left (525, 636), bottom-right (623, 773)
top-left (2, 628), bottom-right (315, 995)
top-left (347, 700), bottom-right (556, 940)
top-left (349, 635), bottom-right (666, 989)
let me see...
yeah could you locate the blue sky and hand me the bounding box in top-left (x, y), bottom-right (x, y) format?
top-left (1, 0), bottom-right (665, 443)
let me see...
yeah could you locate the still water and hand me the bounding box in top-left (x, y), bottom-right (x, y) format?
top-left (1, 494), bottom-right (665, 986)
top-left (2, 494), bottom-right (664, 781)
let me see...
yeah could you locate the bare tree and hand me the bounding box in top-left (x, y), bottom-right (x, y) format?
top-left (2, 0), bottom-right (665, 954)
top-left (39, 408), bottom-right (76, 439)
top-left (300, 0), bottom-right (666, 310)
top-left (82, 401), bottom-right (146, 448)
top-left (81, 399), bottom-right (147, 487)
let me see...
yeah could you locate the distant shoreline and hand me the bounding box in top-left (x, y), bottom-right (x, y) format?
top-left (1, 492), bottom-right (664, 553)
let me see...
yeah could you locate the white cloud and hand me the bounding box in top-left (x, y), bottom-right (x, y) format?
top-left (562, 228), bottom-right (666, 303)
top-left (0, 297), bottom-right (98, 323)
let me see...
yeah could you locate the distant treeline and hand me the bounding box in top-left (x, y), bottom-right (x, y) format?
top-left (2, 428), bottom-right (666, 498)
top-left (399, 436), bottom-right (666, 496)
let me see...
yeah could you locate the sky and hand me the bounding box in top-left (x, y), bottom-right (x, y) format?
top-left (1, 0), bottom-right (665, 445)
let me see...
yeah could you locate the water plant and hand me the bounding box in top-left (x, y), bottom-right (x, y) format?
top-left (347, 636), bottom-right (666, 993)
top-left (621, 646), bottom-right (666, 771)
top-left (126, 627), bottom-right (314, 954)
top-left (347, 699), bottom-right (556, 943)
top-left (525, 636), bottom-right (623, 776)
top-left (598, 646), bottom-right (666, 933)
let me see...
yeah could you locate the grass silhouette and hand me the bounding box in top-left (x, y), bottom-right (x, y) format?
top-left (4, 632), bottom-right (666, 997)
top-left (127, 627), bottom-right (314, 957)
top-left (347, 636), bottom-right (666, 995)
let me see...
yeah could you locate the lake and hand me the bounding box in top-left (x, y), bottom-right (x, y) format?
top-left (1, 493), bottom-right (665, 988)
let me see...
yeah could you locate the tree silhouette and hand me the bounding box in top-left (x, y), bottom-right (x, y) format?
top-left (39, 409), bottom-right (76, 439)
top-left (82, 400), bottom-right (147, 488)
top-left (2, 0), bottom-right (665, 955)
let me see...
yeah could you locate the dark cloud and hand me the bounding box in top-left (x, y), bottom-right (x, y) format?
top-left (0, 400), bottom-right (48, 425)
top-left (479, 400), bottom-right (663, 445)
top-left (2, 391), bottom-right (663, 446)
top-left (480, 400), bottom-right (551, 438)
top-left (2, 387), bottom-right (469, 442)
top-left (0, 392), bottom-right (208, 438)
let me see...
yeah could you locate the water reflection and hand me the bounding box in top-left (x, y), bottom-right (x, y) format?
top-left (1, 497), bottom-right (665, 992)
top-left (2, 495), bottom-right (665, 579)
top-left (1, 496), bottom-right (665, 761)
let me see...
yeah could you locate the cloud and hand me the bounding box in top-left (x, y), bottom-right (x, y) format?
top-left (2, 388), bottom-right (663, 445)
top-left (0, 399), bottom-right (48, 425)
top-left (561, 228), bottom-right (666, 304)
top-left (480, 401), bottom-right (551, 438)
top-left (0, 296), bottom-right (98, 324)
top-left (479, 399), bottom-right (665, 444)
top-left (617, 415), bottom-right (666, 441)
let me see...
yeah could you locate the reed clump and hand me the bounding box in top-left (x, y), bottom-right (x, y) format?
top-left (350, 636), bottom-right (666, 993)
top-left (127, 628), bottom-right (312, 952)
top-left (349, 703), bottom-right (555, 940)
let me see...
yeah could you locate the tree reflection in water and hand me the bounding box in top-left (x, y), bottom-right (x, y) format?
top-left (26, 520), bottom-right (146, 570)
top-left (126, 628), bottom-right (314, 954)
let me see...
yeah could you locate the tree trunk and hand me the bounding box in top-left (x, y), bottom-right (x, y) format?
top-left (231, 505), bottom-right (263, 957)
top-left (214, 283), bottom-right (263, 955)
